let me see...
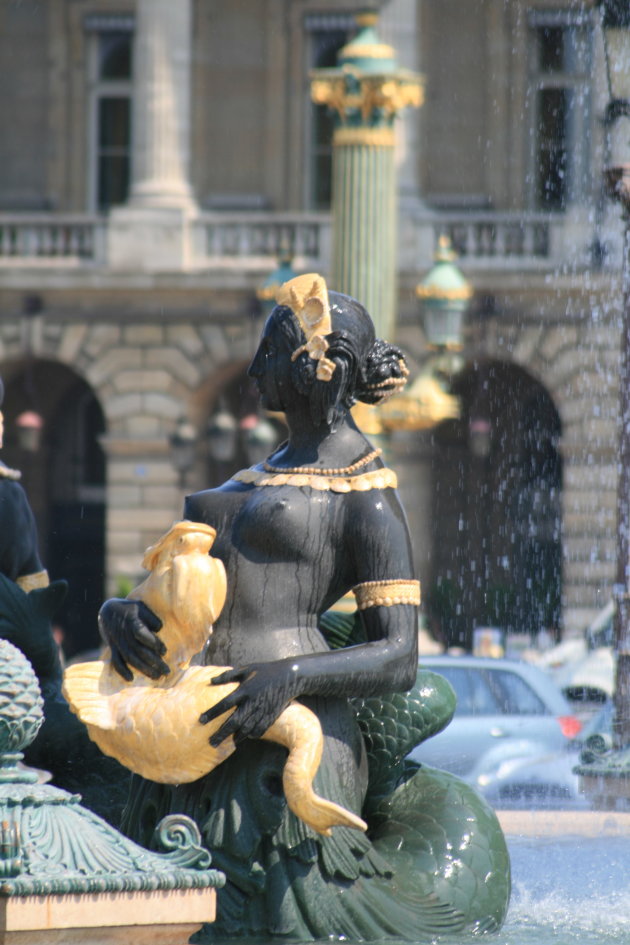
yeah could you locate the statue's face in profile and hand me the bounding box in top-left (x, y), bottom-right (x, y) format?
top-left (248, 314), bottom-right (293, 413)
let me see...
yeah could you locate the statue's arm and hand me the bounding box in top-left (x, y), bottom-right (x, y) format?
top-left (0, 480), bottom-right (45, 583)
top-left (201, 488), bottom-right (419, 746)
top-left (293, 485), bottom-right (419, 695)
top-left (99, 490), bottom-right (225, 681)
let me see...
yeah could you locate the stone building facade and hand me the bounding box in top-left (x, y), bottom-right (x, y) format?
top-left (0, 0), bottom-right (622, 654)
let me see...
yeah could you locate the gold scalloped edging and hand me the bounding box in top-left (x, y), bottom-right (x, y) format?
top-left (339, 42), bottom-right (396, 60)
top-left (232, 467), bottom-right (398, 492)
top-left (353, 579), bottom-right (420, 610)
top-left (16, 569), bottom-right (50, 592)
top-left (333, 126), bottom-right (395, 148)
top-left (0, 461), bottom-right (21, 481)
top-left (263, 448), bottom-right (382, 477)
top-left (416, 284), bottom-right (473, 301)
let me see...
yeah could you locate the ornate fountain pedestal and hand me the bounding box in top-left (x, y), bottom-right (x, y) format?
top-left (0, 639), bottom-right (224, 944)
top-left (575, 748), bottom-right (630, 811)
top-left (0, 889), bottom-right (214, 945)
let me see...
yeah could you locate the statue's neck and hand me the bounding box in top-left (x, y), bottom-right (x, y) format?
top-left (269, 412), bottom-right (373, 470)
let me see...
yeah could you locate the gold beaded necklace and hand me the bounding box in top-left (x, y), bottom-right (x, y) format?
top-left (262, 447), bottom-right (382, 477)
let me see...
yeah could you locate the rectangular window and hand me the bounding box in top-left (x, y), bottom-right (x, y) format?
top-left (528, 10), bottom-right (592, 211)
top-left (97, 97), bottom-right (131, 210)
top-left (86, 20), bottom-right (134, 212)
top-left (537, 86), bottom-right (570, 209)
top-left (305, 15), bottom-right (355, 210)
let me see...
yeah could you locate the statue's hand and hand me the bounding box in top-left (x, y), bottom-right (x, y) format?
top-left (199, 659), bottom-right (300, 747)
top-left (98, 598), bottom-right (168, 681)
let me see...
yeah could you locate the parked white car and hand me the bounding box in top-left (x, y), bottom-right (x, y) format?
top-left (408, 655), bottom-right (584, 806)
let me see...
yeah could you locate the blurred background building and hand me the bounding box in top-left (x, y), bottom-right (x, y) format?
top-left (0, 0), bottom-right (619, 657)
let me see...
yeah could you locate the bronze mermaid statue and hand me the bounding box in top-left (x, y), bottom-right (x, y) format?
top-left (98, 274), bottom-right (511, 941)
top-left (63, 519), bottom-right (366, 836)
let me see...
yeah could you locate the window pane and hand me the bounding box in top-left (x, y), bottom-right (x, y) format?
top-left (489, 670), bottom-right (547, 715)
top-left (310, 29), bottom-right (347, 209)
top-left (98, 154), bottom-right (129, 210)
top-left (537, 26), bottom-right (564, 72)
top-left (436, 667), bottom-right (500, 716)
top-left (536, 88), bottom-right (569, 209)
top-left (313, 104), bottom-right (336, 207)
top-left (99, 31), bottom-right (132, 80)
top-left (536, 24), bottom-right (589, 76)
top-left (99, 97), bottom-right (130, 149)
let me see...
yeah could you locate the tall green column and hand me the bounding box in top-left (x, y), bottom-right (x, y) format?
top-left (311, 11), bottom-right (423, 340)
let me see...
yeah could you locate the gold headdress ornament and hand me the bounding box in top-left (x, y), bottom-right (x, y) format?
top-left (276, 273), bottom-right (336, 382)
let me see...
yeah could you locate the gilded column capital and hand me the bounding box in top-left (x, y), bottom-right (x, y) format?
top-left (310, 69), bottom-right (424, 129)
top-left (310, 10), bottom-right (423, 132)
top-left (333, 127), bottom-right (395, 148)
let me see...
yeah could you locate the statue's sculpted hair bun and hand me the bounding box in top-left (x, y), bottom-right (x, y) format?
top-left (355, 338), bottom-right (410, 406)
top-left (272, 290), bottom-right (409, 428)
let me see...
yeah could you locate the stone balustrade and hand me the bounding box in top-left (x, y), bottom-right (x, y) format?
top-left (0, 209), bottom-right (603, 273)
top-left (0, 215), bottom-right (106, 264)
top-left (426, 212), bottom-right (558, 268)
top-left (194, 212), bottom-right (331, 270)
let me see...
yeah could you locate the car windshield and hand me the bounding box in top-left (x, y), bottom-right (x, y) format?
top-left (435, 666), bottom-right (548, 717)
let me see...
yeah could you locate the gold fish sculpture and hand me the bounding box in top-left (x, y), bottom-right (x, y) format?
top-left (62, 521), bottom-right (366, 836)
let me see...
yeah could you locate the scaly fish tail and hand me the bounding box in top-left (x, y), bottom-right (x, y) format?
top-left (263, 702), bottom-right (367, 836)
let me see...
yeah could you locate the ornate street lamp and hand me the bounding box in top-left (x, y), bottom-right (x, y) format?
top-left (376, 237), bottom-right (470, 433)
top-left (15, 410), bottom-right (44, 452)
top-left (171, 404), bottom-right (280, 491)
top-left (207, 404), bottom-right (279, 468)
top-left (416, 235), bottom-right (472, 353)
top-left (206, 408), bottom-right (239, 465)
top-left (468, 417), bottom-right (492, 460)
top-left (239, 414), bottom-right (278, 466)
top-left (576, 2), bottom-right (630, 802)
top-left (168, 416), bottom-right (197, 489)
top-left (412, 234), bottom-right (473, 427)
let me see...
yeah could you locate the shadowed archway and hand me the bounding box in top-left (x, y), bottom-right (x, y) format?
top-left (428, 360), bottom-right (562, 651)
top-left (2, 361), bottom-right (106, 659)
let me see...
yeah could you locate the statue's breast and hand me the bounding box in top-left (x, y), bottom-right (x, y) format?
top-left (231, 486), bottom-right (337, 563)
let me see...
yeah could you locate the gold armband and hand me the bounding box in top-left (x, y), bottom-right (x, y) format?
top-left (353, 579), bottom-right (420, 610)
top-left (16, 570), bottom-right (50, 592)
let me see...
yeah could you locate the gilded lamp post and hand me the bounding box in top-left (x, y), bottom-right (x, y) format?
top-left (311, 11), bottom-right (423, 341)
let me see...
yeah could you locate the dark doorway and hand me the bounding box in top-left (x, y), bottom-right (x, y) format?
top-left (428, 361), bottom-right (562, 650)
top-left (2, 362), bottom-right (106, 659)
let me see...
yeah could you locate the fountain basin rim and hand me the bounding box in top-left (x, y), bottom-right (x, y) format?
top-left (496, 808), bottom-right (630, 838)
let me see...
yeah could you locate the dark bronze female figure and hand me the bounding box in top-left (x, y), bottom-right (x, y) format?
top-left (100, 276), bottom-right (510, 941)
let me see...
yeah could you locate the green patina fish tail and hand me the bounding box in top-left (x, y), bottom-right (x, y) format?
top-left (122, 609), bottom-right (511, 942)
top-left (325, 608), bottom-right (512, 936)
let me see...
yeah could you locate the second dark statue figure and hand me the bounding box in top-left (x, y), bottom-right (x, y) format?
top-left (96, 275), bottom-right (511, 941)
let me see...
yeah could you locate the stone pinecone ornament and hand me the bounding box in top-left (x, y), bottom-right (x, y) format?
top-left (0, 638), bottom-right (44, 756)
top-left (0, 634), bottom-right (224, 903)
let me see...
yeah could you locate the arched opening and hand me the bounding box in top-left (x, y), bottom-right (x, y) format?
top-left (427, 360), bottom-right (562, 651)
top-left (2, 360), bottom-right (106, 659)
top-left (193, 361), bottom-right (285, 490)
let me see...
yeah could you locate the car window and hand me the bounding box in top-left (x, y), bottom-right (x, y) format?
top-left (486, 669), bottom-right (547, 715)
top-left (433, 667), bottom-right (501, 716)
